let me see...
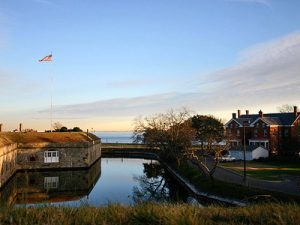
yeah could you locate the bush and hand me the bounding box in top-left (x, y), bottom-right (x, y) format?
top-left (72, 127), bottom-right (83, 132)
top-left (60, 127), bottom-right (68, 132)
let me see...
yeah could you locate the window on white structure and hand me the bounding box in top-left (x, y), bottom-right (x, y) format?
top-left (44, 150), bottom-right (59, 163)
top-left (44, 177), bottom-right (59, 189)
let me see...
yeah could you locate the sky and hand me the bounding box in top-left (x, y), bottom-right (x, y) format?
top-left (0, 0), bottom-right (300, 131)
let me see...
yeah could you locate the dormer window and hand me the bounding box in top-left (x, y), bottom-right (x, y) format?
top-left (254, 129), bottom-right (258, 138)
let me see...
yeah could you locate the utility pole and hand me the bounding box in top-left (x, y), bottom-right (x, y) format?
top-left (243, 121), bottom-right (247, 182)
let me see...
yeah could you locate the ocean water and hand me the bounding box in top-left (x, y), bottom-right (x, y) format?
top-left (94, 131), bottom-right (134, 143)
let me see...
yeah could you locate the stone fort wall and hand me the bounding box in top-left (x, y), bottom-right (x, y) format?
top-left (0, 140), bottom-right (101, 189)
top-left (0, 144), bottom-right (18, 188)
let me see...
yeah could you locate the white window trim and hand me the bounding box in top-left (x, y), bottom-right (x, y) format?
top-left (44, 151), bottom-right (59, 163)
top-left (44, 177), bottom-right (59, 189)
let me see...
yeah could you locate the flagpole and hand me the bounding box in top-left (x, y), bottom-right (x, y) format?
top-left (39, 53), bottom-right (53, 132)
top-left (50, 75), bottom-right (53, 132)
top-left (50, 52), bottom-right (53, 132)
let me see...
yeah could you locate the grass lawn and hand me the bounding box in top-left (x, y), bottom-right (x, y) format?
top-left (1, 203), bottom-right (300, 225)
top-left (220, 161), bottom-right (300, 180)
top-left (176, 161), bottom-right (300, 203)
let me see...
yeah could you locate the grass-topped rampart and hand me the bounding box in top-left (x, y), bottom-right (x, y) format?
top-left (0, 203), bottom-right (299, 225)
top-left (0, 132), bottom-right (99, 147)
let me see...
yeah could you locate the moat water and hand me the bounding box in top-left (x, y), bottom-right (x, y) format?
top-left (0, 158), bottom-right (203, 207)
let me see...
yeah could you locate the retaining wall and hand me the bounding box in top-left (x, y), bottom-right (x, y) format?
top-left (0, 143), bottom-right (18, 188)
top-left (0, 140), bottom-right (101, 189)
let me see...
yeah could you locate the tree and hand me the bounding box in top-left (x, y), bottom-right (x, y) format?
top-left (133, 109), bottom-right (196, 165)
top-left (53, 122), bottom-right (63, 131)
top-left (60, 126), bottom-right (68, 132)
top-left (191, 115), bottom-right (224, 152)
top-left (72, 127), bottom-right (83, 132)
top-left (277, 104), bottom-right (296, 113)
top-left (191, 115), bottom-right (230, 179)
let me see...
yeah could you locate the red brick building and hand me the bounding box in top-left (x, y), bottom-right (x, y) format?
top-left (225, 106), bottom-right (300, 155)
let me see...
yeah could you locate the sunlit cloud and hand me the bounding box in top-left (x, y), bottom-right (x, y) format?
top-left (37, 31), bottom-right (300, 128)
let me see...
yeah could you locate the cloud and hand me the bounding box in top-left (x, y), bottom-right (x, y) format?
top-left (209, 32), bottom-right (300, 90)
top-left (38, 31), bottom-right (300, 122)
top-left (39, 93), bottom-right (188, 118)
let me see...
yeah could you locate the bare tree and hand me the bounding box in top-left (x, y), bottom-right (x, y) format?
top-left (277, 104), bottom-right (296, 113)
top-left (52, 122), bottom-right (63, 131)
top-left (133, 108), bottom-right (196, 165)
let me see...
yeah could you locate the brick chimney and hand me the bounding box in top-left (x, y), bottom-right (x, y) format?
top-left (246, 110), bottom-right (249, 115)
top-left (259, 110), bottom-right (263, 118)
top-left (0, 123), bottom-right (2, 132)
top-left (19, 123), bottom-right (23, 132)
top-left (237, 110), bottom-right (241, 118)
top-left (232, 113), bottom-right (237, 119)
top-left (294, 106), bottom-right (298, 118)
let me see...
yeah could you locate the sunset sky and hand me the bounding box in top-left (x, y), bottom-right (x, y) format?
top-left (0, 0), bottom-right (300, 131)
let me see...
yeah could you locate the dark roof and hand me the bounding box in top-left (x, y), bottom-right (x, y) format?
top-left (239, 112), bottom-right (300, 126)
top-left (236, 118), bottom-right (252, 124)
top-left (262, 117), bottom-right (281, 125)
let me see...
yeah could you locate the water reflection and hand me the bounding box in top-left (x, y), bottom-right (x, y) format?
top-left (0, 158), bottom-right (198, 207)
top-left (133, 162), bottom-right (189, 204)
top-left (0, 159), bottom-right (101, 206)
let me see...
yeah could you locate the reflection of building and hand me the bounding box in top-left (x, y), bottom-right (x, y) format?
top-left (0, 133), bottom-right (101, 188)
top-left (225, 107), bottom-right (300, 158)
top-left (0, 159), bottom-right (101, 206)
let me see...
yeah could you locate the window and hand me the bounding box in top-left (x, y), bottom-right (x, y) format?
top-left (237, 129), bottom-right (240, 137)
top-left (29, 155), bottom-right (36, 162)
top-left (262, 123), bottom-right (265, 128)
top-left (44, 177), bottom-right (59, 189)
top-left (254, 129), bottom-right (258, 138)
top-left (256, 123), bottom-right (259, 128)
top-left (263, 129), bottom-right (268, 137)
top-left (44, 150), bottom-right (59, 163)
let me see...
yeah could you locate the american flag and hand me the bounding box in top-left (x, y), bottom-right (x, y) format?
top-left (39, 54), bottom-right (52, 62)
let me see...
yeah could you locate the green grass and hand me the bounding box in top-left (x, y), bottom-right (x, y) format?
top-left (0, 203), bottom-right (299, 225)
top-left (175, 161), bottom-right (300, 203)
top-left (220, 161), bottom-right (300, 180)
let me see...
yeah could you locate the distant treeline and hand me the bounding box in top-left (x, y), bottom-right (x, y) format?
top-left (54, 127), bottom-right (83, 132)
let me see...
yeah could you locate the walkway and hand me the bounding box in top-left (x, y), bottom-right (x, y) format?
top-left (202, 157), bottom-right (300, 197)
